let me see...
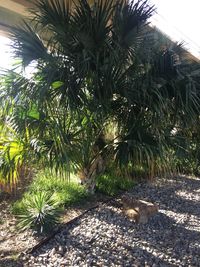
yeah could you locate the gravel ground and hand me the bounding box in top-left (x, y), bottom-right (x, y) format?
top-left (22, 175), bottom-right (200, 267)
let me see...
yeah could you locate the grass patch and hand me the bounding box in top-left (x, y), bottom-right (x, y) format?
top-left (96, 172), bottom-right (135, 196)
top-left (12, 170), bottom-right (89, 233)
top-left (12, 170), bottom-right (89, 212)
top-left (28, 171), bottom-right (89, 206)
top-left (11, 169), bottom-right (135, 233)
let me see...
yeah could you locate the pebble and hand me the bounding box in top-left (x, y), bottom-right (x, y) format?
top-left (23, 175), bottom-right (200, 267)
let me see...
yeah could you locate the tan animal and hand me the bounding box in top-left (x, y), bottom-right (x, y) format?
top-left (122, 195), bottom-right (158, 224)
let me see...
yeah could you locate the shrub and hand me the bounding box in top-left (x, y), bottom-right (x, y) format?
top-left (13, 191), bottom-right (61, 233)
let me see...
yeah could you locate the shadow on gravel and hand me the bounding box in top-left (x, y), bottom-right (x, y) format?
top-left (160, 195), bottom-right (200, 218)
top-left (29, 175), bottom-right (200, 266)
top-left (174, 175), bottom-right (200, 189)
top-left (82, 175), bottom-right (200, 265)
top-left (94, 204), bottom-right (200, 241)
top-left (36, 221), bottom-right (174, 267)
top-left (151, 175), bottom-right (200, 217)
top-left (0, 258), bottom-right (23, 267)
top-left (39, 205), bottom-right (200, 266)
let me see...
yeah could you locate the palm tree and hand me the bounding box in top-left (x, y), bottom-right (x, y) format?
top-left (0, 0), bottom-right (200, 192)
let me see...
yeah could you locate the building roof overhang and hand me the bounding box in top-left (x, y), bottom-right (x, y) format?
top-left (0, 0), bottom-right (199, 62)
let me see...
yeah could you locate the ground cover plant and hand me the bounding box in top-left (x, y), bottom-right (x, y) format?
top-left (12, 168), bottom-right (135, 232)
top-left (96, 172), bottom-right (135, 196)
top-left (1, 0), bottom-right (200, 233)
top-left (12, 170), bottom-right (89, 233)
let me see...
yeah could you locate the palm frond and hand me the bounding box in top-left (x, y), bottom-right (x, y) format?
top-left (9, 22), bottom-right (49, 67)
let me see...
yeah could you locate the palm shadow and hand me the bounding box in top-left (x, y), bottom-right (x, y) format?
top-left (29, 175), bottom-right (200, 266)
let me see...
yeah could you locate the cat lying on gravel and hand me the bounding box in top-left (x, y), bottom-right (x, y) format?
top-left (122, 195), bottom-right (158, 224)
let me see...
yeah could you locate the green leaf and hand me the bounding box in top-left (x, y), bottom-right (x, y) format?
top-left (27, 110), bottom-right (40, 120)
top-left (51, 81), bottom-right (64, 89)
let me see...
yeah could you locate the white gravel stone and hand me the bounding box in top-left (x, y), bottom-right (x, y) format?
top-left (23, 175), bottom-right (200, 267)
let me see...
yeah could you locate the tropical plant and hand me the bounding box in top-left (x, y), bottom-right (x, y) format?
top-left (0, 122), bottom-right (28, 192)
top-left (13, 191), bottom-right (61, 233)
top-left (0, 0), bottom-right (200, 192)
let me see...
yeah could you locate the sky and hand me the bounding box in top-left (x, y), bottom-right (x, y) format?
top-left (0, 0), bottom-right (200, 69)
top-left (150, 0), bottom-right (200, 58)
top-left (0, 35), bottom-right (13, 69)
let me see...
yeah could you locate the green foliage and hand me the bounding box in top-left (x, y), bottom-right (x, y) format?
top-left (12, 191), bottom-right (61, 233)
top-left (96, 172), bottom-right (135, 196)
top-left (0, 124), bottom-right (29, 191)
top-left (1, 0), bottom-right (200, 192)
top-left (12, 199), bottom-right (26, 215)
top-left (172, 131), bottom-right (200, 176)
top-left (29, 170), bottom-right (89, 206)
top-left (12, 170), bottom-right (89, 233)
top-left (0, 138), bottom-right (23, 187)
top-left (12, 170), bottom-right (88, 209)
top-left (175, 157), bottom-right (200, 176)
